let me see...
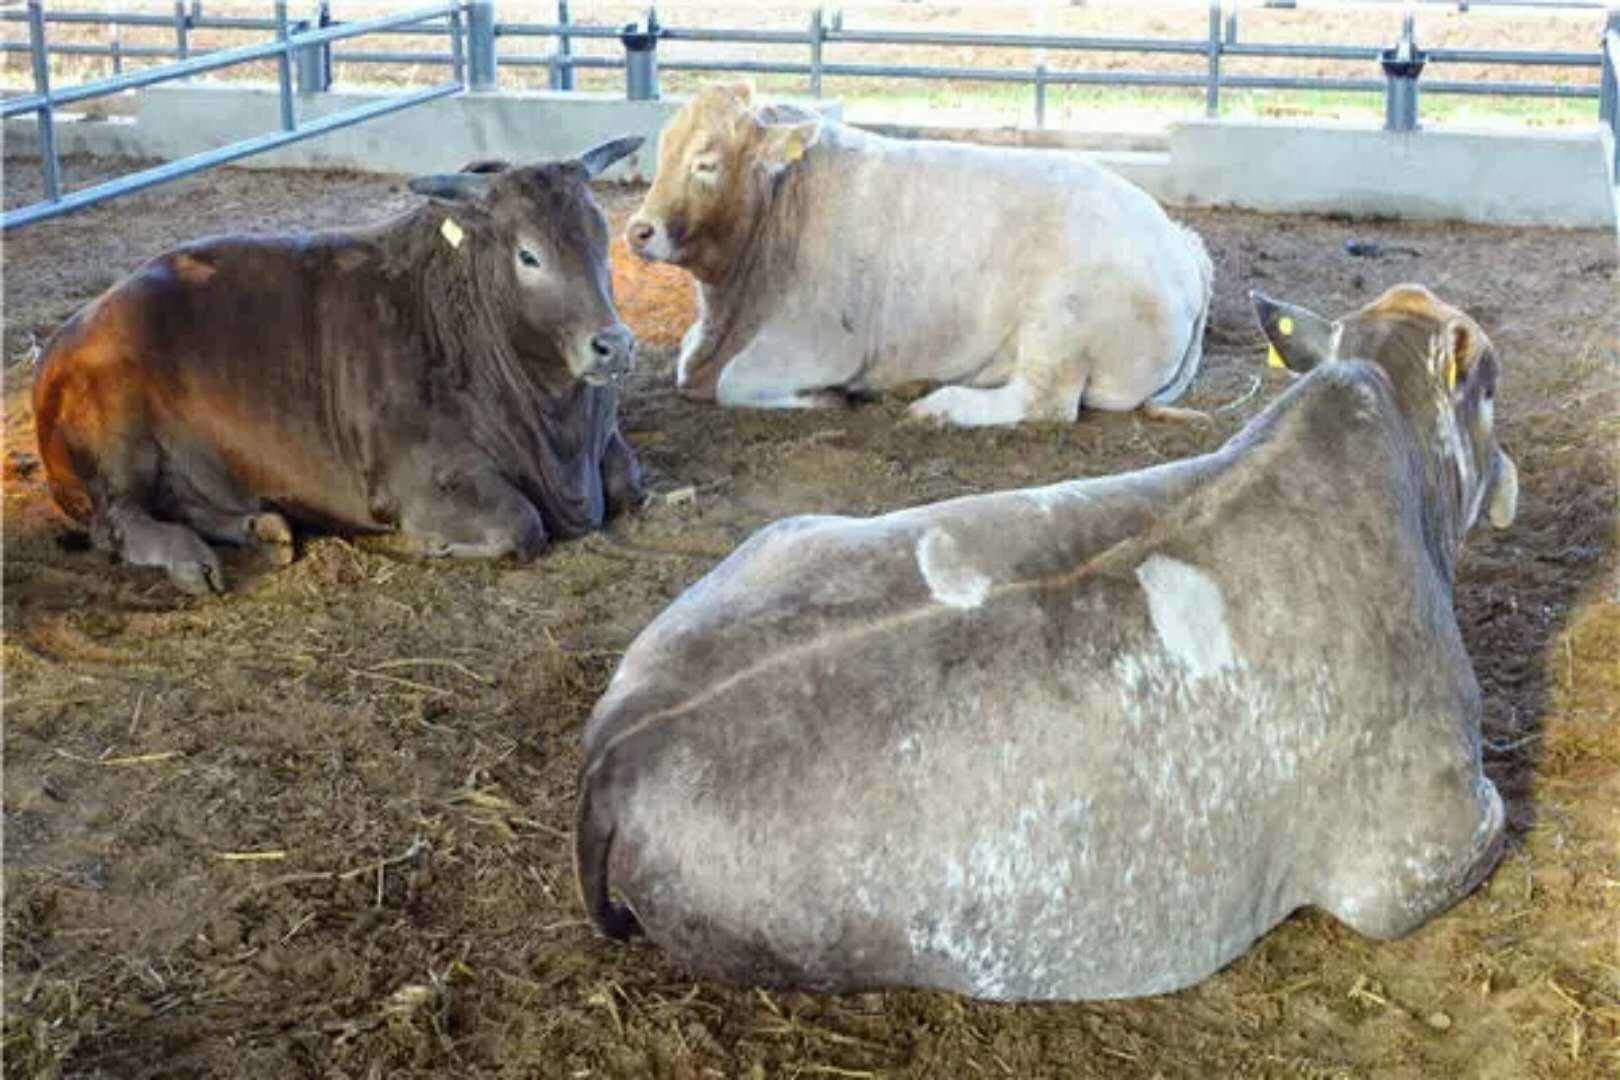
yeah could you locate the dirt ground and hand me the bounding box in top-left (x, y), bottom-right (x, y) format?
top-left (2, 155), bottom-right (1618, 1079)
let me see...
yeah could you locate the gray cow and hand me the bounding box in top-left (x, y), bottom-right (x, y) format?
top-left (574, 283), bottom-right (1519, 1001)
top-left (33, 139), bottom-right (643, 594)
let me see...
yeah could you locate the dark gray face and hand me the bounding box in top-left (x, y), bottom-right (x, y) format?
top-left (408, 137), bottom-right (643, 387)
top-left (1251, 283), bottom-right (1519, 533)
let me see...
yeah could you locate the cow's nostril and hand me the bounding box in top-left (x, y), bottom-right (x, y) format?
top-left (629, 222), bottom-right (655, 245)
top-left (591, 334), bottom-right (615, 358)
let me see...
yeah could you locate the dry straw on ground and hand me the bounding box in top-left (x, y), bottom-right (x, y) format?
top-left (2, 153), bottom-right (1617, 1077)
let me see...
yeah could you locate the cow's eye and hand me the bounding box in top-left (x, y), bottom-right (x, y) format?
top-left (517, 247), bottom-right (541, 268)
top-left (692, 158), bottom-right (718, 177)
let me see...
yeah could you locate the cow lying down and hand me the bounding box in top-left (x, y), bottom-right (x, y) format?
top-left (32, 138), bottom-right (645, 594)
top-left (626, 84), bottom-right (1213, 427)
top-left (575, 284), bottom-right (1520, 1002)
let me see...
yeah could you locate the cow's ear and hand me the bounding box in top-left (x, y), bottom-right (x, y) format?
top-left (1250, 289), bottom-right (1337, 374)
top-left (575, 135), bottom-right (645, 180)
top-left (1437, 318), bottom-right (1479, 395)
top-left (755, 119), bottom-right (821, 172)
top-left (459, 159), bottom-right (511, 175)
top-left (407, 172), bottom-right (493, 204)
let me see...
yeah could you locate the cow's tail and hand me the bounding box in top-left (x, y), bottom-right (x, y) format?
top-left (573, 756), bottom-right (641, 941)
top-left (1149, 222), bottom-right (1215, 406)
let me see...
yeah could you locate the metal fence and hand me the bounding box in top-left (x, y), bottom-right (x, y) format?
top-left (3, 2), bottom-right (1616, 228)
top-left (1, 0), bottom-right (476, 228)
top-left (1604, 14), bottom-right (1620, 217)
top-left (5, 1), bottom-right (1609, 111)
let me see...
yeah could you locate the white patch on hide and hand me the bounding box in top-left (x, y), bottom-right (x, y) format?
top-left (916, 528), bottom-right (991, 609)
top-left (1133, 555), bottom-right (1237, 680)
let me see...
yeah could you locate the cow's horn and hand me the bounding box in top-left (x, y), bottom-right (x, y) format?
top-left (407, 173), bottom-right (493, 203)
top-left (576, 136), bottom-right (645, 179)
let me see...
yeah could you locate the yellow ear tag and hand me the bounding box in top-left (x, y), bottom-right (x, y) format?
top-left (440, 217), bottom-right (465, 250)
top-left (781, 135), bottom-right (805, 164)
top-left (1277, 315), bottom-right (1294, 336)
top-left (1445, 356), bottom-right (1458, 392)
top-left (1267, 345), bottom-right (1287, 369)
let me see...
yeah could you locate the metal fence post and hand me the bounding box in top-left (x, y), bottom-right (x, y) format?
top-left (468, 0), bottom-right (498, 92)
top-left (26, 0), bottom-right (60, 203)
top-left (449, 2), bottom-right (467, 88)
top-left (1381, 13), bottom-right (1425, 132)
top-left (291, 1), bottom-right (332, 95)
top-left (171, 0), bottom-right (191, 82)
top-left (314, 0), bottom-right (333, 91)
top-left (1206, 1), bottom-right (1221, 118)
top-left (111, 20), bottom-right (123, 76)
top-left (809, 7), bottom-right (824, 98)
top-left (623, 12), bottom-right (662, 102)
top-left (1600, 10), bottom-right (1618, 126)
top-left (293, 18), bottom-right (330, 94)
top-left (173, 0), bottom-right (190, 61)
top-left (557, 0), bottom-right (574, 91)
top-left (274, 0), bottom-right (297, 130)
top-left (1605, 13), bottom-right (1620, 178)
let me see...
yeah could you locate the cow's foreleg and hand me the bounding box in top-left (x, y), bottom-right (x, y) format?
top-left (712, 349), bottom-right (847, 411)
top-left (1315, 772), bottom-right (1505, 940)
top-left (907, 376), bottom-right (1077, 427)
top-left (399, 470), bottom-right (547, 561)
top-left (173, 503), bottom-right (296, 566)
top-left (908, 319), bottom-right (1086, 426)
top-left (600, 429), bottom-right (645, 519)
top-left (95, 500), bottom-right (225, 595)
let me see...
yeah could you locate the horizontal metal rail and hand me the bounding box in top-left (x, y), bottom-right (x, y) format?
top-left (0, 8), bottom-right (451, 35)
top-left (3, 81), bottom-right (462, 230)
top-left (1425, 46), bottom-right (1602, 65)
top-left (11, 37), bottom-right (1595, 70)
top-left (825, 28), bottom-right (1212, 54)
top-left (491, 49), bottom-right (1596, 99)
top-left (1, 3), bottom-right (1606, 134)
top-left (4, 1), bottom-right (471, 230)
top-left (5, 10), bottom-right (1601, 92)
top-left (2, 2), bottom-right (463, 118)
top-left (0, 10), bottom-right (273, 30)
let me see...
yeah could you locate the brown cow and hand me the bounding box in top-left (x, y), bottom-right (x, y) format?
top-left (33, 138), bottom-right (644, 594)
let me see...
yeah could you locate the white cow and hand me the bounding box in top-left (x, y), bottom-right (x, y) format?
top-left (626, 84), bottom-right (1213, 427)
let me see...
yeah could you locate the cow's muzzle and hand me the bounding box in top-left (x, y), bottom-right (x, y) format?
top-left (579, 324), bottom-right (636, 386)
top-left (625, 215), bottom-right (677, 263)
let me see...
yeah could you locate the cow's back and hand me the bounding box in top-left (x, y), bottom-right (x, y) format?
top-left (580, 366), bottom-right (1478, 998)
top-left (753, 125), bottom-right (1208, 392)
top-left (34, 230), bottom-right (416, 529)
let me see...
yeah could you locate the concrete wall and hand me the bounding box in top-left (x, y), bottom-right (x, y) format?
top-left (1158, 119), bottom-right (1615, 231)
top-left (3, 84), bottom-right (1614, 230)
top-left (3, 85), bottom-right (843, 183)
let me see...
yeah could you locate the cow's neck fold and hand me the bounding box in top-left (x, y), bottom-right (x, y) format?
top-left (682, 164), bottom-right (810, 392)
top-left (412, 211), bottom-right (612, 537)
top-left (1389, 369), bottom-right (1473, 589)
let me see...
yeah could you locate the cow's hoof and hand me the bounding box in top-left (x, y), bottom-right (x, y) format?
top-left (902, 399), bottom-right (951, 427)
top-left (248, 513), bottom-right (295, 566)
top-left (1139, 403), bottom-right (1214, 426)
top-left (169, 555), bottom-right (225, 596)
